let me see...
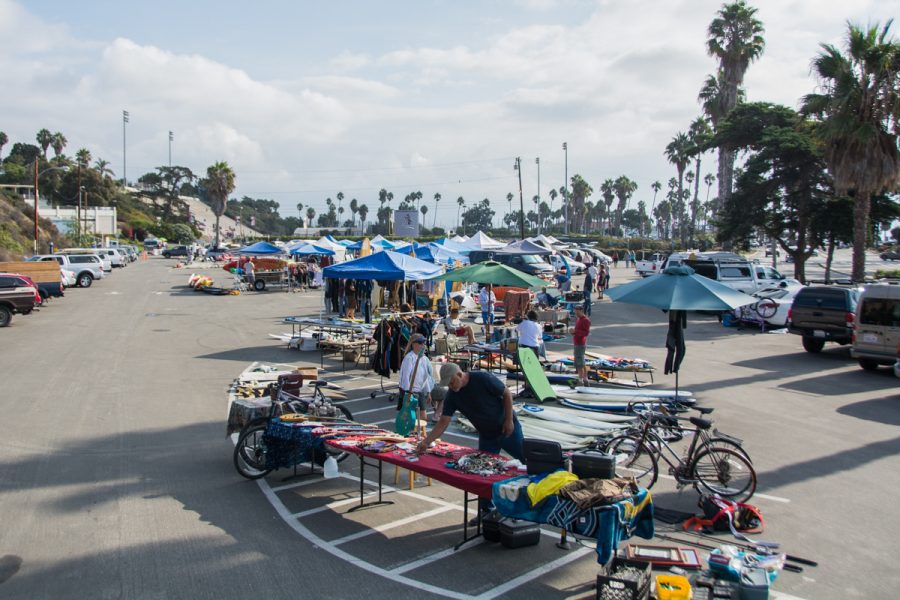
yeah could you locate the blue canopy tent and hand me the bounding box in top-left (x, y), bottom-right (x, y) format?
top-left (433, 238), bottom-right (472, 255)
top-left (237, 241), bottom-right (283, 255)
top-left (391, 240), bottom-right (414, 253)
top-left (415, 242), bottom-right (469, 265)
top-left (287, 243), bottom-right (335, 257)
top-left (322, 250), bottom-right (441, 281)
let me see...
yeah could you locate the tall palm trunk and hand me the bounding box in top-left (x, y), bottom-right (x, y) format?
top-left (852, 193), bottom-right (871, 283)
top-left (690, 157), bottom-right (701, 247)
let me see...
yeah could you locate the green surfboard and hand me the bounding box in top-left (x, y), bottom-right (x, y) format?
top-left (517, 347), bottom-right (557, 403)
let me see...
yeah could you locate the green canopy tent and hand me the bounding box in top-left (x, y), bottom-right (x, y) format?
top-left (429, 261), bottom-right (546, 339)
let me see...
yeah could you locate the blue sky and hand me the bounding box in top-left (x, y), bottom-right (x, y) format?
top-left (3, 0), bottom-right (898, 228)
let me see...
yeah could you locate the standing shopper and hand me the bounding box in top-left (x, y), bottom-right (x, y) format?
top-left (570, 305), bottom-right (591, 385)
top-left (478, 285), bottom-right (496, 338)
top-left (243, 259), bottom-right (255, 289)
top-left (515, 310), bottom-right (543, 357)
top-left (397, 333), bottom-right (433, 424)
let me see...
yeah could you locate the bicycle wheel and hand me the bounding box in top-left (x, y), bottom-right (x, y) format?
top-left (605, 435), bottom-right (659, 488)
top-left (691, 447), bottom-right (757, 502)
top-left (754, 299), bottom-right (778, 319)
top-left (233, 423), bottom-right (272, 480)
top-left (700, 437), bottom-right (753, 463)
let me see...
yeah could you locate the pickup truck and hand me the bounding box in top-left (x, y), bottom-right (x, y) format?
top-left (0, 279), bottom-right (37, 326)
top-left (1, 260), bottom-right (64, 302)
top-left (635, 252), bottom-right (667, 277)
top-left (29, 254), bottom-right (105, 288)
top-left (788, 286), bottom-right (860, 352)
top-left (673, 255), bottom-right (792, 294)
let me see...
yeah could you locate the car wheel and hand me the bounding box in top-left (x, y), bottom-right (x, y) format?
top-left (78, 273), bottom-right (93, 288)
top-left (858, 358), bottom-right (880, 371)
top-left (802, 337), bottom-right (825, 353)
top-left (0, 306), bottom-right (11, 327)
top-left (253, 279), bottom-right (266, 291)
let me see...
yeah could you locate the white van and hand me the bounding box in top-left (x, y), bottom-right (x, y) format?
top-left (851, 284), bottom-right (900, 371)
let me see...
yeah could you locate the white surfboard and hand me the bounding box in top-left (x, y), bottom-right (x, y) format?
top-left (518, 404), bottom-right (633, 428)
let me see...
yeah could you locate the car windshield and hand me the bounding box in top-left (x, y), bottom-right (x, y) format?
top-left (521, 254), bottom-right (544, 264)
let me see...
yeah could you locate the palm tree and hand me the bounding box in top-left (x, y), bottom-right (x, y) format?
top-left (36, 129), bottom-right (52, 158)
top-left (358, 204), bottom-right (368, 233)
top-left (420, 204), bottom-right (428, 231)
top-left (350, 198), bottom-right (358, 228)
top-left (456, 196), bottom-right (465, 232)
top-left (547, 188), bottom-right (557, 229)
top-left (599, 179), bottom-right (615, 234)
top-left (94, 159), bottom-right (114, 179)
top-left (703, 173), bottom-right (716, 230)
top-left (649, 180), bottom-right (662, 237)
top-left (338, 205), bottom-right (345, 225)
top-left (706, 0), bottom-right (765, 214)
top-left (505, 193), bottom-right (514, 232)
top-left (75, 148), bottom-right (92, 170)
top-left (306, 207), bottom-right (316, 225)
top-left (0, 131), bottom-right (7, 162)
top-left (432, 192), bottom-right (441, 228)
top-left (613, 176), bottom-right (638, 234)
top-left (686, 117), bottom-right (712, 245)
top-left (665, 132), bottom-right (691, 244)
top-left (50, 132), bottom-right (67, 163)
top-left (203, 161), bottom-right (236, 248)
top-left (802, 21), bottom-right (900, 282)
top-left (296, 202), bottom-right (304, 223)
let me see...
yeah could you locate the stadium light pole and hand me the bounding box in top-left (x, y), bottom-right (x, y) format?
top-left (122, 110), bottom-right (129, 186)
top-left (514, 157), bottom-right (525, 240)
top-left (562, 142), bottom-right (568, 235)
top-left (535, 157), bottom-right (541, 235)
top-left (168, 130), bottom-right (173, 166)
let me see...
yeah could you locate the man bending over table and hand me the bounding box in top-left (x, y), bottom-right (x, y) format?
top-left (417, 363), bottom-right (524, 515)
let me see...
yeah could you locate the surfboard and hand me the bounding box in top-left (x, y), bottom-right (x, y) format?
top-left (517, 347), bottom-right (558, 402)
top-left (517, 414), bottom-right (622, 436)
top-left (553, 385), bottom-right (694, 399)
top-left (518, 404), bottom-right (630, 430)
top-left (518, 403), bottom-right (636, 424)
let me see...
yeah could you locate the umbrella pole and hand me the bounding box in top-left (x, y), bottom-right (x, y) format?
top-left (485, 283), bottom-right (493, 342)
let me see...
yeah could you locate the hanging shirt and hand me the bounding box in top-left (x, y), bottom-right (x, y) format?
top-left (516, 319), bottom-right (543, 348)
top-left (398, 350), bottom-right (434, 395)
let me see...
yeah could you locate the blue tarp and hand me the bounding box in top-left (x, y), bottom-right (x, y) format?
top-left (415, 242), bottom-right (469, 265)
top-left (237, 241), bottom-right (283, 255)
top-left (287, 243), bottom-right (335, 256)
top-left (322, 250), bottom-right (442, 281)
top-left (345, 238), bottom-right (397, 250)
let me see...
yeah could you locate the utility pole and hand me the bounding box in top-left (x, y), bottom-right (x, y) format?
top-left (535, 157), bottom-right (541, 235)
top-left (168, 131), bottom-right (173, 166)
top-left (122, 110), bottom-right (129, 186)
top-left (33, 157), bottom-right (39, 254)
top-left (562, 142), bottom-right (568, 235)
top-left (514, 157), bottom-right (525, 240)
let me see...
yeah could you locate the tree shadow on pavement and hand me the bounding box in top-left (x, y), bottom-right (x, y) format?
top-left (837, 396), bottom-right (900, 426)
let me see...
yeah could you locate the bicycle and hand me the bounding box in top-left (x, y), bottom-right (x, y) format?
top-left (233, 379), bottom-right (354, 480)
top-left (604, 408), bottom-right (756, 501)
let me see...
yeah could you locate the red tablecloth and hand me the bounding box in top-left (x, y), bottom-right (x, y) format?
top-left (326, 440), bottom-right (516, 498)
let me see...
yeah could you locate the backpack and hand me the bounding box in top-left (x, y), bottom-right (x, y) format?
top-left (683, 494), bottom-right (765, 536)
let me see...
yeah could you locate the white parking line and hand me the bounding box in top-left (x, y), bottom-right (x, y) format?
top-left (391, 540), bottom-right (486, 575)
top-left (331, 506), bottom-right (456, 546)
top-left (474, 545), bottom-right (593, 600)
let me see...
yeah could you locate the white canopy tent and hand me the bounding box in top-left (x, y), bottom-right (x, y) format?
top-left (465, 230), bottom-right (504, 249)
top-left (450, 234), bottom-right (469, 243)
top-left (315, 236), bottom-right (347, 261)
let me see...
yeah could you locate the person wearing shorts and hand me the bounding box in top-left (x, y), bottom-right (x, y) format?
top-left (442, 307), bottom-right (476, 344)
top-left (570, 305), bottom-right (591, 385)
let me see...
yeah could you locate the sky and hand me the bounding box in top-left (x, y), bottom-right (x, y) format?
top-left (2, 0), bottom-right (897, 229)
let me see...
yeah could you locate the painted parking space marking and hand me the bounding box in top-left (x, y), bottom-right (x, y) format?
top-left (331, 506), bottom-right (456, 546)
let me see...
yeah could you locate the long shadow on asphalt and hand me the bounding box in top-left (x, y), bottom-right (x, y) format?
top-left (778, 366), bottom-right (899, 396)
top-left (197, 345), bottom-right (305, 363)
top-left (837, 396), bottom-right (900, 426)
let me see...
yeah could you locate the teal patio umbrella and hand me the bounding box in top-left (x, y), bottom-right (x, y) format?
top-left (606, 266), bottom-right (754, 395)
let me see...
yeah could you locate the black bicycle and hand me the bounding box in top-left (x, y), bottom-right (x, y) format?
top-left (604, 407), bottom-right (756, 501)
top-left (233, 379), bottom-right (354, 480)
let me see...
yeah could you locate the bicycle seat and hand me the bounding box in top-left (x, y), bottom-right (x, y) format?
top-left (694, 406), bottom-right (714, 415)
top-left (689, 416), bottom-right (713, 430)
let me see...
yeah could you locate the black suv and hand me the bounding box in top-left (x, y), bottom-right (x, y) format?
top-left (788, 286), bottom-right (860, 352)
top-left (162, 245), bottom-right (190, 258)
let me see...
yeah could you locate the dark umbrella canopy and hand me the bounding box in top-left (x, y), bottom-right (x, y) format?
top-left (606, 265), bottom-right (754, 389)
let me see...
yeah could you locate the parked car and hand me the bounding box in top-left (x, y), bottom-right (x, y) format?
top-left (549, 254), bottom-right (587, 275)
top-left (0, 284), bottom-right (37, 327)
top-left (205, 246), bottom-right (232, 261)
top-left (29, 254), bottom-right (105, 288)
top-left (61, 268), bottom-right (77, 287)
top-left (894, 342), bottom-right (900, 379)
top-left (749, 282), bottom-right (805, 327)
top-left (850, 284), bottom-right (900, 371)
top-left (788, 286), bottom-right (861, 352)
top-left (0, 273), bottom-right (41, 306)
top-left (96, 247), bottom-right (126, 268)
top-left (468, 250), bottom-right (554, 279)
top-left (634, 251), bottom-right (667, 277)
top-left (58, 249), bottom-right (112, 272)
top-left (162, 245), bottom-right (191, 258)
top-left (879, 249), bottom-right (900, 261)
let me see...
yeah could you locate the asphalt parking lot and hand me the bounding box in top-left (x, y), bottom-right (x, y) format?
top-left (0, 255), bottom-right (897, 599)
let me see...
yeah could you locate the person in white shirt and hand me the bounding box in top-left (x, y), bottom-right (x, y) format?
top-left (516, 310), bottom-right (543, 357)
top-left (478, 285), bottom-right (496, 335)
top-left (585, 263), bottom-right (598, 297)
top-left (397, 334), bottom-right (434, 424)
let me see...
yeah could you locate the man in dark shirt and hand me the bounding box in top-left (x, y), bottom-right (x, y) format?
top-left (417, 363), bottom-right (523, 460)
top-left (417, 363), bottom-right (523, 515)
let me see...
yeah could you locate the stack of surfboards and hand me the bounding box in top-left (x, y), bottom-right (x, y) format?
top-left (552, 385), bottom-right (695, 412)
